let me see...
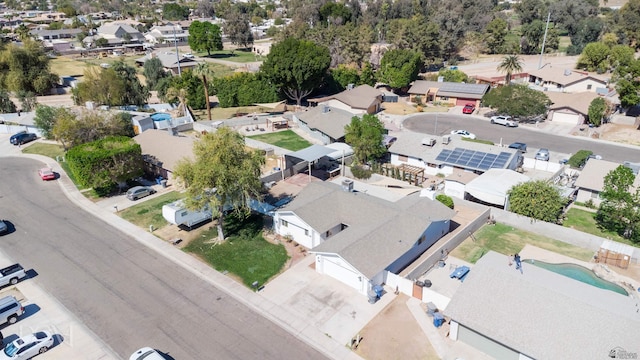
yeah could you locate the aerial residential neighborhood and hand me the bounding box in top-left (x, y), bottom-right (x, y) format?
top-left (0, 0), bottom-right (640, 359)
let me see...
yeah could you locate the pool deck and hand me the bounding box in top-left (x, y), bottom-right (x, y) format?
top-left (519, 244), bottom-right (640, 301)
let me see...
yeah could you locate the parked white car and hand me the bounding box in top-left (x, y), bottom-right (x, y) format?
top-left (490, 115), bottom-right (518, 127)
top-left (130, 347), bottom-right (165, 360)
top-left (450, 130), bottom-right (477, 139)
top-left (0, 331), bottom-right (54, 359)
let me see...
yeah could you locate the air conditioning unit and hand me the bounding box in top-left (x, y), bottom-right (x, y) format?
top-left (421, 138), bottom-right (436, 146)
top-left (442, 135), bottom-right (451, 144)
top-left (341, 179), bottom-right (354, 192)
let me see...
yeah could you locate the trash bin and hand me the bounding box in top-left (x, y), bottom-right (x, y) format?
top-left (367, 289), bottom-right (378, 304)
top-left (160, 179), bottom-right (167, 188)
top-left (433, 313), bottom-right (445, 327)
top-left (373, 285), bottom-right (384, 299)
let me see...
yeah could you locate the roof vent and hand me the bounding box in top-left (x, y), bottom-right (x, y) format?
top-left (442, 135), bottom-right (451, 145)
top-left (347, 83), bottom-right (354, 90)
top-left (437, 76), bottom-right (444, 83)
top-left (322, 105), bottom-right (330, 113)
top-left (341, 179), bottom-right (354, 192)
top-left (422, 138), bottom-right (436, 147)
top-left (564, 69), bottom-right (572, 76)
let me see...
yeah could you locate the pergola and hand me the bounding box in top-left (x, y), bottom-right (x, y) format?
top-left (398, 164), bottom-right (426, 186)
top-left (266, 116), bottom-right (290, 130)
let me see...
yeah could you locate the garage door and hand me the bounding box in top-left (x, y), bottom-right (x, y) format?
top-left (457, 325), bottom-right (520, 360)
top-left (456, 98), bottom-right (471, 106)
top-left (322, 257), bottom-right (363, 292)
top-left (552, 111), bottom-right (580, 125)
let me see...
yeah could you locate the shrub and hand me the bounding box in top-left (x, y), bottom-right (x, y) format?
top-left (351, 165), bottom-right (373, 179)
top-left (567, 150), bottom-right (593, 169)
top-left (436, 194), bottom-right (454, 209)
top-left (584, 199), bottom-right (595, 209)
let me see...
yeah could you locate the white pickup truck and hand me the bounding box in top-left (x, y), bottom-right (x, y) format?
top-left (490, 115), bottom-right (518, 127)
top-left (0, 264), bottom-right (26, 286)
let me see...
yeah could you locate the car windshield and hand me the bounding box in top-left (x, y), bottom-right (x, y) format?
top-left (136, 350), bottom-right (158, 359)
top-left (4, 343), bottom-right (19, 357)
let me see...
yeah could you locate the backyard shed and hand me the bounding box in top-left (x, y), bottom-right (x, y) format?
top-left (597, 240), bottom-right (634, 269)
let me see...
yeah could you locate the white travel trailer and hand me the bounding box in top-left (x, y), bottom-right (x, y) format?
top-left (162, 200), bottom-right (212, 228)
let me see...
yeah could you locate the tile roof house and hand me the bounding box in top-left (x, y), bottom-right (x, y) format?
top-left (133, 129), bottom-right (195, 180)
top-left (388, 131), bottom-right (520, 177)
top-left (292, 106), bottom-right (354, 144)
top-left (135, 51), bottom-right (198, 74)
top-left (528, 66), bottom-right (608, 93)
top-left (574, 159), bottom-right (640, 206)
top-left (545, 91), bottom-right (601, 125)
top-left (444, 251), bottom-right (640, 360)
top-left (407, 81), bottom-right (490, 107)
top-left (274, 180), bottom-right (455, 295)
top-left (308, 84), bottom-right (382, 114)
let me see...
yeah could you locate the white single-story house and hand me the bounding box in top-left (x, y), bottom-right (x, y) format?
top-left (133, 129), bottom-right (195, 180)
top-left (528, 66), bottom-right (608, 93)
top-left (574, 159), bottom-right (640, 206)
top-left (545, 92), bottom-right (601, 125)
top-left (273, 180), bottom-right (455, 295)
top-left (444, 251), bottom-right (639, 360)
top-left (388, 131), bottom-right (520, 177)
top-left (461, 168), bottom-right (529, 208)
top-left (308, 84), bottom-right (382, 115)
top-left (135, 51), bottom-right (199, 74)
top-left (407, 81), bottom-right (490, 106)
top-left (145, 24), bottom-right (189, 44)
top-left (292, 105), bottom-right (355, 144)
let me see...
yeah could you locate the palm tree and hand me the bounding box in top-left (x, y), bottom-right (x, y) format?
top-left (193, 63), bottom-right (215, 121)
top-left (497, 55), bottom-right (523, 85)
top-left (166, 87), bottom-right (188, 117)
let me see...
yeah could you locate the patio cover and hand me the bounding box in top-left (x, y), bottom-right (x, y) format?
top-left (325, 142), bottom-right (354, 160)
top-left (253, 100), bottom-right (286, 109)
top-left (465, 169), bottom-right (529, 207)
top-left (285, 144), bottom-right (335, 164)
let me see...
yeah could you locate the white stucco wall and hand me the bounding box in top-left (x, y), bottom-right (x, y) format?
top-left (273, 211), bottom-right (322, 249)
top-left (444, 180), bottom-right (466, 199)
top-left (321, 99), bottom-right (365, 115)
top-left (564, 79), bottom-right (606, 93)
top-left (576, 188), bottom-right (602, 205)
top-left (315, 254), bottom-right (367, 295)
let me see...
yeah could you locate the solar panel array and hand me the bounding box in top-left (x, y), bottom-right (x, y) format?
top-left (439, 82), bottom-right (489, 95)
top-left (435, 147), bottom-right (512, 171)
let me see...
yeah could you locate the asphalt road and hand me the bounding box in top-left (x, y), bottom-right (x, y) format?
top-left (0, 157), bottom-right (326, 360)
top-left (404, 113), bottom-right (640, 163)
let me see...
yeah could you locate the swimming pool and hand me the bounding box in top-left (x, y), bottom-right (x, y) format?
top-left (150, 112), bottom-right (172, 121)
top-left (524, 259), bottom-right (629, 296)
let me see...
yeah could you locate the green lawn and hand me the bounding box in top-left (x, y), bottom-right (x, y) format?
top-left (198, 49), bottom-right (261, 63)
top-left (563, 208), bottom-right (634, 245)
top-left (247, 130), bottom-right (312, 151)
top-left (21, 142), bottom-right (65, 159)
top-left (183, 214), bottom-right (289, 287)
top-left (450, 222), bottom-right (595, 264)
top-left (119, 191), bottom-right (184, 229)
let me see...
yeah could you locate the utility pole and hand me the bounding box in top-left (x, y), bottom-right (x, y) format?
top-left (173, 25), bottom-right (181, 75)
top-left (538, 12), bottom-right (551, 70)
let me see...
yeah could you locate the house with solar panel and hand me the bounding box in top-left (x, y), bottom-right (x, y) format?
top-left (387, 131), bottom-right (521, 178)
top-left (407, 81), bottom-right (490, 106)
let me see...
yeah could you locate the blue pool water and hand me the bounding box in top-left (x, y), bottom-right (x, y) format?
top-left (525, 259), bottom-right (628, 296)
top-left (150, 112), bottom-right (172, 121)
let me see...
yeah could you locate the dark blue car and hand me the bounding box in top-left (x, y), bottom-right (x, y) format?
top-left (9, 132), bottom-right (37, 145)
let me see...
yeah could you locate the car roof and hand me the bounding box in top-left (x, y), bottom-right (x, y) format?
top-left (130, 347), bottom-right (164, 360)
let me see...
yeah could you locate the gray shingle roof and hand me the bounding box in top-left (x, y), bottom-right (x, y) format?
top-left (529, 66), bottom-right (607, 87)
top-left (294, 106), bottom-right (354, 140)
top-left (310, 84), bottom-right (382, 109)
top-left (407, 81), bottom-right (489, 99)
top-left (284, 181), bottom-right (455, 278)
top-left (133, 129), bottom-right (195, 172)
top-left (574, 159), bottom-right (620, 191)
top-left (444, 251), bottom-right (640, 360)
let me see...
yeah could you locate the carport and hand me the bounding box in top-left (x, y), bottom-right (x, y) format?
top-left (284, 144), bottom-right (336, 182)
top-left (465, 169), bottom-right (529, 208)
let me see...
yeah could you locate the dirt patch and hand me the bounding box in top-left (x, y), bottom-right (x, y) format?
top-left (598, 123), bottom-right (640, 146)
top-left (381, 102), bottom-right (420, 115)
top-left (354, 294), bottom-right (438, 360)
top-left (153, 221), bottom-right (217, 249)
top-left (263, 231), bottom-right (308, 269)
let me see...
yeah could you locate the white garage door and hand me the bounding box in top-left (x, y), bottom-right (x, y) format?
top-left (552, 111), bottom-right (580, 125)
top-left (322, 257), bottom-right (363, 291)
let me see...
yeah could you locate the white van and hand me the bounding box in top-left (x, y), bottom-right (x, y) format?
top-left (0, 295), bottom-right (24, 325)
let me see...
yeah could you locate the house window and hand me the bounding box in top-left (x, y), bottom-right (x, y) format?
top-left (591, 191), bottom-right (599, 199)
top-left (440, 96), bottom-right (449, 101)
top-left (398, 155), bottom-right (408, 162)
top-left (281, 220), bottom-right (288, 227)
top-left (587, 84), bottom-right (592, 90)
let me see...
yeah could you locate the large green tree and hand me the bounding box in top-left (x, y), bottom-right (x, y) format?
top-left (0, 90), bottom-right (16, 113)
top-left (0, 40), bottom-right (59, 95)
top-left (618, 0), bottom-right (640, 47)
top-left (73, 62), bottom-right (149, 107)
top-left (596, 166), bottom-right (640, 243)
top-left (482, 85), bottom-right (551, 119)
top-left (497, 55), bottom-right (523, 84)
top-left (260, 38), bottom-right (331, 106)
top-left (34, 105), bottom-right (65, 139)
top-left (377, 49), bottom-right (421, 90)
top-left (52, 110), bottom-right (134, 149)
top-left (214, 72), bottom-right (279, 108)
top-left (508, 180), bottom-right (566, 223)
top-left (162, 3), bottom-right (190, 20)
top-left (188, 21), bottom-right (223, 56)
top-left (344, 114), bottom-right (386, 164)
top-left (143, 57), bottom-right (170, 91)
top-left (224, 10), bottom-right (254, 49)
top-left (587, 97), bottom-right (607, 126)
top-left (192, 63), bottom-right (215, 121)
top-left (484, 18), bottom-right (508, 54)
top-left (174, 127), bottom-right (265, 242)
top-left (576, 42), bottom-right (610, 72)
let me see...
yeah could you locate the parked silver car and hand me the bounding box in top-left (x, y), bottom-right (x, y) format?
top-left (126, 186), bottom-right (156, 201)
top-left (535, 148), bottom-right (550, 161)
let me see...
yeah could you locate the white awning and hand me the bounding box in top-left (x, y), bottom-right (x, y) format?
top-left (466, 169), bottom-right (530, 206)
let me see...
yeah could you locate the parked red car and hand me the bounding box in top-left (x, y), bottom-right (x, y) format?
top-left (38, 167), bottom-right (56, 181)
top-left (462, 103), bottom-right (476, 114)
